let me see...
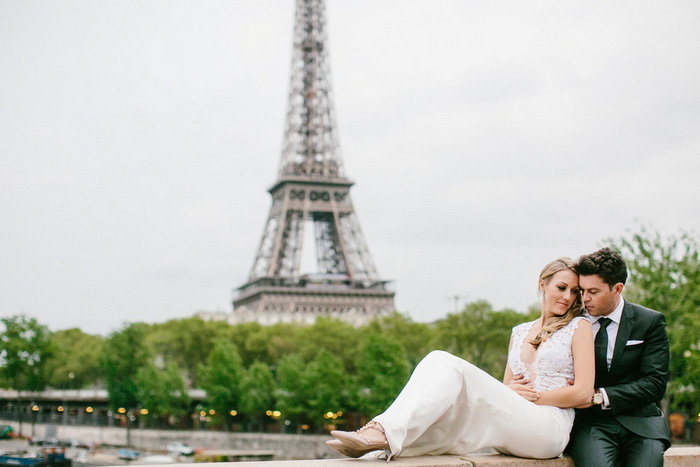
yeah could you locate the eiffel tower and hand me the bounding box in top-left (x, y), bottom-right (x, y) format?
top-left (232, 0), bottom-right (395, 326)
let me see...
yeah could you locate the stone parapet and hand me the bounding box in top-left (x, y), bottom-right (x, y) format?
top-left (3, 420), bottom-right (697, 465)
top-left (147, 447), bottom-right (700, 467)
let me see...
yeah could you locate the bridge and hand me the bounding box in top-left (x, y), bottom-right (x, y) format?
top-left (0, 389), bottom-right (206, 429)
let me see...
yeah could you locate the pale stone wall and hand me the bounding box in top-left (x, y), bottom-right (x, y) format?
top-left (3, 420), bottom-right (698, 465)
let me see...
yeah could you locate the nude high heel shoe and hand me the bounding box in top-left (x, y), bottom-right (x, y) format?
top-left (330, 421), bottom-right (391, 458)
top-left (326, 439), bottom-right (367, 458)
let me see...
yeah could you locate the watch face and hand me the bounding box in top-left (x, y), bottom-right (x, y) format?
top-left (593, 393), bottom-right (604, 404)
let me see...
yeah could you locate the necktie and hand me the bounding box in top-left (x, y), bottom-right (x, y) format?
top-left (595, 317), bottom-right (612, 387)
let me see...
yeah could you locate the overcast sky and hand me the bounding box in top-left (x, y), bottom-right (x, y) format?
top-left (2, 1), bottom-right (699, 336)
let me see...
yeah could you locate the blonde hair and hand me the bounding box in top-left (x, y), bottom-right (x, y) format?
top-left (531, 257), bottom-right (584, 349)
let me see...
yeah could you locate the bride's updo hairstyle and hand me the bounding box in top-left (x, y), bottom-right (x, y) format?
top-left (531, 257), bottom-right (584, 349)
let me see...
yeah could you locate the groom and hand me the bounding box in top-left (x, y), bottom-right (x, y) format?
top-left (567, 247), bottom-right (670, 467)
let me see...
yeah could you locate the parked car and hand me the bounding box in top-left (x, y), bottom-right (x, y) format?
top-left (0, 425), bottom-right (12, 439)
top-left (116, 448), bottom-right (140, 461)
top-left (28, 437), bottom-right (59, 446)
top-left (58, 439), bottom-right (80, 447)
top-left (59, 438), bottom-right (92, 449)
top-left (74, 450), bottom-right (88, 464)
top-left (166, 442), bottom-right (194, 457)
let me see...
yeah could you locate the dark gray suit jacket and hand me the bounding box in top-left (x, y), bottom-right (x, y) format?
top-left (572, 301), bottom-right (671, 448)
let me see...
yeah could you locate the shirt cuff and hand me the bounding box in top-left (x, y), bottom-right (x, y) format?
top-left (600, 388), bottom-right (611, 410)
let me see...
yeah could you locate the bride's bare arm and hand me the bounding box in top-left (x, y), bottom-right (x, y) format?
top-left (503, 335), bottom-right (514, 384)
top-left (534, 319), bottom-right (595, 408)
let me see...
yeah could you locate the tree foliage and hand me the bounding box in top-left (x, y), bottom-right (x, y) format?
top-left (433, 301), bottom-right (526, 378)
top-left (227, 322), bottom-right (276, 368)
top-left (305, 350), bottom-right (348, 430)
top-left (355, 334), bottom-right (411, 418)
top-left (609, 225), bottom-right (700, 413)
top-left (135, 362), bottom-right (190, 426)
top-left (0, 315), bottom-right (52, 391)
top-left (99, 323), bottom-right (151, 411)
top-left (364, 312), bottom-right (433, 366)
top-left (146, 318), bottom-right (223, 386)
top-left (198, 340), bottom-right (243, 429)
top-left (296, 318), bottom-right (362, 373)
top-left (240, 361), bottom-right (275, 430)
top-left (275, 354), bottom-right (309, 428)
top-left (45, 328), bottom-right (103, 389)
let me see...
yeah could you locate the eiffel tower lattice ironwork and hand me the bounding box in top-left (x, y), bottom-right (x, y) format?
top-left (232, 0), bottom-right (395, 326)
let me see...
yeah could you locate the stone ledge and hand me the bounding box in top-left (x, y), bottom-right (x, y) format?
top-left (153, 447), bottom-right (699, 467)
top-left (459, 447), bottom-right (700, 466)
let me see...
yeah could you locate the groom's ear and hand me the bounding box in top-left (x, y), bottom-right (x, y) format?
top-left (613, 283), bottom-right (624, 295)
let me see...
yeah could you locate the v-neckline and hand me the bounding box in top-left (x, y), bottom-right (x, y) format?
top-left (520, 320), bottom-right (542, 365)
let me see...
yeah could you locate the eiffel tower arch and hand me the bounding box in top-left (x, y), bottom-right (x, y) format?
top-left (232, 0), bottom-right (395, 326)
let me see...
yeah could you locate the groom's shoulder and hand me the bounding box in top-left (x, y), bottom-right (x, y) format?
top-left (624, 301), bottom-right (666, 323)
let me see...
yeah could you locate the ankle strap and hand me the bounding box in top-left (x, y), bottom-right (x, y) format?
top-left (361, 420), bottom-right (385, 434)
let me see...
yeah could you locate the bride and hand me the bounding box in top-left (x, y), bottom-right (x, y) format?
top-left (328, 257), bottom-right (594, 460)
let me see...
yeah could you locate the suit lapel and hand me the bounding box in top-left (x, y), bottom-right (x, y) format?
top-left (609, 301), bottom-right (635, 377)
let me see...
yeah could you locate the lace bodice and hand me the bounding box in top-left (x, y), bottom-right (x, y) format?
top-left (508, 316), bottom-right (584, 392)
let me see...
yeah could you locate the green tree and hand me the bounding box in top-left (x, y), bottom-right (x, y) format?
top-left (305, 350), bottom-right (348, 430)
top-left (99, 323), bottom-right (151, 445)
top-left (0, 315), bottom-right (52, 434)
top-left (275, 354), bottom-right (310, 430)
top-left (0, 315), bottom-right (52, 391)
top-left (296, 318), bottom-right (361, 373)
top-left (226, 322), bottom-right (271, 367)
top-left (135, 362), bottom-right (190, 428)
top-left (147, 318), bottom-right (224, 386)
top-left (99, 323), bottom-right (151, 410)
top-left (433, 300), bottom-right (527, 378)
top-left (364, 312), bottom-right (433, 366)
top-left (609, 226), bottom-right (700, 414)
top-left (478, 308), bottom-right (529, 377)
top-left (262, 323), bottom-right (303, 364)
top-left (45, 328), bottom-right (103, 389)
top-left (355, 335), bottom-right (410, 419)
top-left (199, 341), bottom-right (243, 430)
top-left (240, 361), bottom-right (276, 431)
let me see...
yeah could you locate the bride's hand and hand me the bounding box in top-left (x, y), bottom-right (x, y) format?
top-left (507, 376), bottom-right (540, 402)
top-left (509, 383), bottom-right (540, 401)
top-left (507, 373), bottom-right (529, 385)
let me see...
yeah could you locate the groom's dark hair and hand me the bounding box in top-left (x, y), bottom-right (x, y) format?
top-left (575, 247), bottom-right (628, 288)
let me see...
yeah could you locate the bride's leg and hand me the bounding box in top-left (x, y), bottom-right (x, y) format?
top-left (373, 350), bottom-right (487, 457)
top-left (373, 350), bottom-right (570, 459)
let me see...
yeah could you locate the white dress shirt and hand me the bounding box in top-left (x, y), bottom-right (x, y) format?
top-left (584, 297), bottom-right (625, 408)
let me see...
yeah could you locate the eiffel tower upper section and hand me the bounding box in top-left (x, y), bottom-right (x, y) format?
top-left (277, 0), bottom-right (345, 184)
top-left (233, 0), bottom-right (394, 326)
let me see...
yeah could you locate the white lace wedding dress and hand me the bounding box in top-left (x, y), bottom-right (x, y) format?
top-left (373, 316), bottom-right (584, 459)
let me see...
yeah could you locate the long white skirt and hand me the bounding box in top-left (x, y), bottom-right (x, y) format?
top-left (373, 350), bottom-right (572, 459)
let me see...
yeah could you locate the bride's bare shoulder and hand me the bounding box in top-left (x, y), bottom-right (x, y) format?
top-left (572, 318), bottom-right (593, 338)
top-left (573, 317), bottom-right (592, 329)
